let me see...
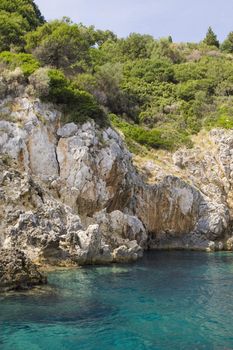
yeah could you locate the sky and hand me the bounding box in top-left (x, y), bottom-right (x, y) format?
top-left (35, 0), bottom-right (233, 43)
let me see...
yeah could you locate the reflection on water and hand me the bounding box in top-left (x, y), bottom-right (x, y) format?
top-left (0, 251), bottom-right (233, 350)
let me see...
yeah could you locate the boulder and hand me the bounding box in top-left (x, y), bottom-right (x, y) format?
top-left (0, 249), bottom-right (46, 292)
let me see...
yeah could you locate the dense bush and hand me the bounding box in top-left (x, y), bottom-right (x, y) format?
top-left (177, 79), bottom-right (214, 101)
top-left (0, 51), bottom-right (40, 76)
top-left (110, 114), bottom-right (191, 150)
top-left (29, 67), bottom-right (49, 95)
top-left (174, 62), bottom-right (207, 82)
top-left (205, 101), bottom-right (233, 129)
top-left (45, 69), bottom-right (105, 123)
top-left (0, 67), bottom-right (29, 99)
top-left (123, 58), bottom-right (174, 83)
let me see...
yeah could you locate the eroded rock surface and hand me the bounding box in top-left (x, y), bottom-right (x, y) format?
top-left (0, 93), bottom-right (233, 288)
top-left (0, 249), bottom-right (46, 292)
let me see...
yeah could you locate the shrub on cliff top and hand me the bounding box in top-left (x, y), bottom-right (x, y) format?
top-left (0, 51), bottom-right (40, 76)
top-left (36, 69), bottom-right (106, 124)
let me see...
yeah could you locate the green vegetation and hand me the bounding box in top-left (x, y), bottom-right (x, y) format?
top-left (0, 1), bottom-right (233, 151)
top-left (110, 114), bottom-right (191, 151)
top-left (25, 18), bottom-right (96, 71)
top-left (221, 32), bottom-right (233, 53)
top-left (0, 0), bottom-right (44, 29)
top-left (203, 27), bottom-right (220, 48)
top-left (45, 69), bottom-right (105, 124)
top-left (0, 51), bottom-right (39, 75)
top-left (0, 0), bottom-right (44, 51)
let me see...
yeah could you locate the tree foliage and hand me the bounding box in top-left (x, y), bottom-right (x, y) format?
top-left (221, 32), bottom-right (233, 53)
top-left (25, 19), bottom-right (96, 71)
top-left (0, 0), bottom-right (44, 29)
top-left (45, 69), bottom-right (105, 124)
top-left (0, 0), bottom-right (44, 51)
top-left (203, 27), bottom-right (219, 48)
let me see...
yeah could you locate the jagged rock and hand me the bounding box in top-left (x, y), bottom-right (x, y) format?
top-left (57, 123), bottom-right (78, 138)
top-left (0, 92), bottom-right (233, 280)
top-left (113, 241), bottom-right (143, 262)
top-left (0, 248), bottom-right (46, 292)
top-left (56, 120), bottom-right (134, 216)
top-left (27, 124), bottom-right (59, 179)
top-left (133, 176), bottom-right (230, 247)
top-left (92, 210), bottom-right (147, 249)
top-left (0, 97), bottom-right (60, 179)
top-left (70, 225), bottom-right (112, 264)
top-left (0, 158), bottom-right (142, 266)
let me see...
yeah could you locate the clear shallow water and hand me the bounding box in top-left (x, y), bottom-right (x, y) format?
top-left (0, 251), bottom-right (233, 350)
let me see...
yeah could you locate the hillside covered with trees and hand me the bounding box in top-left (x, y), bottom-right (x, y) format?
top-left (1, 0), bottom-right (233, 151)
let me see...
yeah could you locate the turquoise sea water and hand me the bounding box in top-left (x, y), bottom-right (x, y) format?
top-left (0, 251), bottom-right (233, 350)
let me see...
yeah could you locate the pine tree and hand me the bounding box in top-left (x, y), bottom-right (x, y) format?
top-left (203, 27), bottom-right (219, 48)
top-left (221, 32), bottom-right (233, 53)
top-left (168, 35), bottom-right (173, 43)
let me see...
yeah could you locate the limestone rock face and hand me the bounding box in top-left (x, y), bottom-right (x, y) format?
top-left (133, 176), bottom-right (230, 249)
top-left (0, 92), bottom-right (233, 286)
top-left (112, 242), bottom-right (143, 263)
top-left (69, 225), bottom-right (112, 264)
top-left (0, 97), bottom-right (59, 179)
top-left (92, 210), bottom-right (147, 249)
top-left (0, 249), bottom-right (46, 292)
top-left (56, 122), bottom-right (134, 215)
top-left (0, 155), bottom-right (142, 266)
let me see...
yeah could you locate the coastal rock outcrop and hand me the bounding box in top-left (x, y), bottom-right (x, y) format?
top-left (56, 122), bottom-right (134, 216)
top-left (133, 176), bottom-right (230, 250)
top-left (0, 91), bottom-right (233, 289)
top-left (0, 248), bottom-right (46, 292)
top-left (0, 152), bottom-right (143, 267)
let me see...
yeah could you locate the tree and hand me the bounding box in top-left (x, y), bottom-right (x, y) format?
top-left (25, 19), bottom-right (96, 71)
top-left (119, 33), bottom-right (155, 60)
top-left (94, 29), bottom-right (117, 46)
top-left (203, 27), bottom-right (219, 48)
top-left (0, 0), bottom-right (45, 51)
top-left (152, 38), bottom-right (183, 63)
top-left (95, 62), bottom-right (123, 112)
top-left (0, 0), bottom-right (45, 30)
top-left (221, 32), bottom-right (233, 53)
top-left (0, 11), bottom-right (27, 51)
top-left (168, 35), bottom-right (173, 43)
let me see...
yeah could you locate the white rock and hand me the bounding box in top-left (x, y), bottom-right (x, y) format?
top-left (57, 123), bottom-right (78, 138)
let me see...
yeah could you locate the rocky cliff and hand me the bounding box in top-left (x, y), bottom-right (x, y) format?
top-left (0, 89), bottom-right (233, 290)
